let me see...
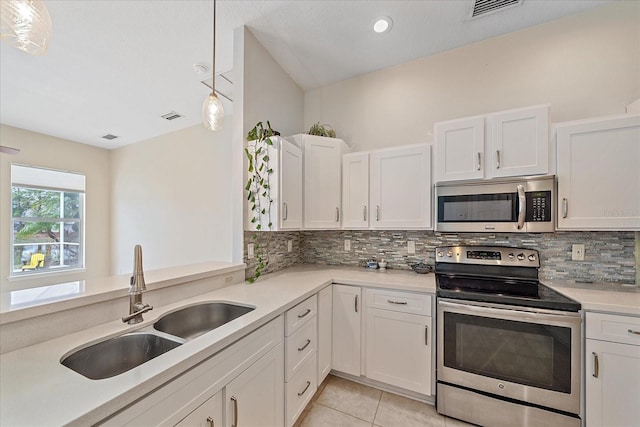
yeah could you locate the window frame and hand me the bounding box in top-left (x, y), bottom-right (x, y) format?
top-left (10, 165), bottom-right (86, 278)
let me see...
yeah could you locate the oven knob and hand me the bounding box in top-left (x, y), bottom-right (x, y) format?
top-left (508, 253), bottom-right (515, 260)
top-left (528, 254), bottom-right (536, 261)
top-left (437, 251), bottom-right (443, 257)
top-left (517, 253), bottom-right (525, 261)
top-left (447, 251), bottom-right (453, 257)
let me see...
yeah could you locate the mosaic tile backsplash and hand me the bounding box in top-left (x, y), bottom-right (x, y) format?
top-left (244, 230), bottom-right (637, 285)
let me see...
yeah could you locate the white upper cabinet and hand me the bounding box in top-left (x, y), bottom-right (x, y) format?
top-left (435, 105), bottom-right (550, 182)
top-left (245, 136), bottom-right (302, 231)
top-left (556, 114), bottom-right (640, 230)
top-left (291, 134), bottom-right (348, 229)
top-left (342, 144), bottom-right (433, 230)
top-left (435, 116), bottom-right (485, 182)
top-left (370, 144), bottom-right (432, 229)
top-left (342, 152), bottom-right (370, 229)
top-left (488, 105), bottom-right (549, 178)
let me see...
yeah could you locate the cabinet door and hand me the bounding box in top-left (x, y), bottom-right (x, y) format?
top-left (224, 344), bottom-right (284, 427)
top-left (176, 391), bottom-right (222, 427)
top-left (557, 114), bottom-right (640, 230)
top-left (488, 105), bottom-right (549, 178)
top-left (435, 116), bottom-right (484, 182)
top-left (586, 339), bottom-right (640, 427)
top-left (365, 308), bottom-right (431, 395)
top-left (342, 152), bottom-right (370, 229)
top-left (370, 144), bottom-right (432, 229)
top-left (332, 284), bottom-right (361, 376)
top-left (303, 136), bottom-right (344, 229)
top-left (317, 285), bottom-right (333, 384)
top-left (279, 139), bottom-right (302, 229)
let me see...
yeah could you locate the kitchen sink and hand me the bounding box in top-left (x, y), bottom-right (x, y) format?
top-left (153, 302), bottom-right (255, 340)
top-left (61, 332), bottom-right (182, 380)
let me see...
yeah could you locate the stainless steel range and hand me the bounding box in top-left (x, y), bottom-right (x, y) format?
top-left (435, 246), bottom-right (581, 427)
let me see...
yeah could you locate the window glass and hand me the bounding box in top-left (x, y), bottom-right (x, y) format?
top-left (10, 165), bottom-right (85, 277)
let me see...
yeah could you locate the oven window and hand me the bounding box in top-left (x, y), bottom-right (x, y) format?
top-left (443, 312), bottom-right (572, 393)
top-left (438, 193), bottom-right (516, 222)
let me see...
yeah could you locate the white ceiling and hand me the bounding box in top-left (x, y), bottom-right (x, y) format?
top-left (0, 0), bottom-right (611, 149)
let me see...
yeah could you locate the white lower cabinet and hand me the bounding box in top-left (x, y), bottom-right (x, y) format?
top-left (224, 344), bottom-right (284, 427)
top-left (332, 284), bottom-right (362, 376)
top-left (585, 312), bottom-right (640, 427)
top-left (364, 289), bottom-right (432, 395)
top-left (317, 285), bottom-right (333, 384)
top-left (175, 391), bottom-right (222, 427)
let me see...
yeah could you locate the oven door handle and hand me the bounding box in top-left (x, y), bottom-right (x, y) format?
top-left (438, 300), bottom-right (580, 323)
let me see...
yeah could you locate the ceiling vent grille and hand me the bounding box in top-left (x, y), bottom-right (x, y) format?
top-left (472, 0), bottom-right (522, 17)
top-left (161, 111), bottom-right (183, 121)
top-left (101, 134), bottom-right (118, 140)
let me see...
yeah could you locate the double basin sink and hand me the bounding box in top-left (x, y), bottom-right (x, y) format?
top-left (61, 302), bottom-right (255, 380)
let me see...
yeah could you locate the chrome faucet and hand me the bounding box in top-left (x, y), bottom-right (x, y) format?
top-left (122, 245), bottom-right (153, 324)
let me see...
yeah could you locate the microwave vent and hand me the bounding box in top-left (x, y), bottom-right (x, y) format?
top-left (471, 0), bottom-right (522, 17)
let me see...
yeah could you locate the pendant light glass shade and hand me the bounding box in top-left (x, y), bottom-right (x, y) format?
top-left (0, 0), bottom-right (52, 56)
top-left (202, 91), bottom-right (224, 131)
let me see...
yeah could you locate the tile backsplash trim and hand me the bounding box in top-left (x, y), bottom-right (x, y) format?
top-left (244, 230), bottom-right (636, 285)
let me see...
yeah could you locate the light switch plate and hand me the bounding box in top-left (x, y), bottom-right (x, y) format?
top-left (248, 243), bottom-right (255, 259)
top-left (344, 239), bottom-right (351, 251)
top-left (287, 240), bottom-right (293, 252)
top-left (408, 241), bottom-right (416, 254)
top-left (572, 244), bottom-right (585, 261)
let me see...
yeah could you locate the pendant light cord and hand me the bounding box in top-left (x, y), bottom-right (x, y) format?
top-left (211, 0), bottom-right (216, 96)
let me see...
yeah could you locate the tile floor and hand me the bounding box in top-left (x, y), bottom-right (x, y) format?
top-left (294, 375), bottom-right (474, 427)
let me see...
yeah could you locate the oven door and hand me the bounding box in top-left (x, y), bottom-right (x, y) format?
top-left (437, 298), bottom-right (581, 414)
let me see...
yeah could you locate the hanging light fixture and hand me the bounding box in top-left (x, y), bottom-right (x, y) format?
top-left (0, 0), bottom-right (52, 56)
top-left (202, 0), bottom-right (224, 131)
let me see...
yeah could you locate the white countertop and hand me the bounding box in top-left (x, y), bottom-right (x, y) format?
top-left (545, 281), bottom-right (640, 316)
top-left (0, 265), bottom-right (435, 427)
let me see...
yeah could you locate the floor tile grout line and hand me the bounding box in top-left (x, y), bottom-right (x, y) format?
top-left (372, 390), bottom-right (382, 426)
top-left (314, 401), bottom-right (378, 424)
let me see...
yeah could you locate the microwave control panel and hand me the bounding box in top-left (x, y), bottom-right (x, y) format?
top-left (525, 191), bottom-right (552, 222)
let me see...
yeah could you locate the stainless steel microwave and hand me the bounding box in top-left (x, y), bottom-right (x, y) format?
top-left (435, 176), bottom-right (555, 233)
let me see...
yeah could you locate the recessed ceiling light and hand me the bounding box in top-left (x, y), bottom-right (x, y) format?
top-left (373, 17), bottom-right (393, 33)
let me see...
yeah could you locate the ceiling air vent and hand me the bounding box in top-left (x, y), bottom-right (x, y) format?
top-left (101, 134), bottom-right (118, 140)
top-left (472, 0), bottom-right (522, 18)
top-left (161, 111), bottom-right (184, 121)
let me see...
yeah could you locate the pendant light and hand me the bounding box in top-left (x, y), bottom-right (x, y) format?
top-left (202, 0), bottom-right (224, 131)
top-left (0, 0), bottom-right (52, 56)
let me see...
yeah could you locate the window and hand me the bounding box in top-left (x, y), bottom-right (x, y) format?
top-left (10, 165), bottom-right (85, 277)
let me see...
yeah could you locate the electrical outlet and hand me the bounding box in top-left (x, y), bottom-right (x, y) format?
top-left (344, 239), bottom-right (351, 251)
top-left (287, 240), bottom-right (293, 252)
top-left (572, 244), bottom-right (585, 261)
top-left (408, 241), bottom-right (416, 254)
top-left (247, 243), bottom-right (255, 259)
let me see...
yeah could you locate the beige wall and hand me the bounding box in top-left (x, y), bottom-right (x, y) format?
top-left (0, 124), bottom-right (111, 290)
top-left (304, 2), bottom-right (640, 152)
top-left (110, 123), bottom-right (234, 274)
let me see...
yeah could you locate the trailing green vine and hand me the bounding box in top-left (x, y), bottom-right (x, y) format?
top-left (245, 121), bottom-right (275, 283)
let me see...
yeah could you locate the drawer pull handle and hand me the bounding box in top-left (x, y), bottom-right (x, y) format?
top-left (297, 308), bottom-right (311, 319)
top-left (298, 339), bottom-right (311, 352)
top-left (628, 329), bottom-right (640, 335)
top-left (207, 416), bottom-right (215, 427)
top-left (298, 381), bottom-right (311, 396)
top-left (425, 326), bottom-right (429, 346)
top-left (592, 352), bottom-right (599, 378)
top-left (355, 295), bottom-right (359, 313)
top-left (477, 152), bottom-right (481, 171)
top-left (387, 299), bottom-right (408, 305)
top-left (230, 396), bottom-right (238, 427)
top-left (562, 198), bottom-right (568, 219)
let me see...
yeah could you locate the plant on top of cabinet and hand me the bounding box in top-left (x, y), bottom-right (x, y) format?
top-left (307, 122), bottom-right (336, 138)
top-left (245, 121), bottom-right (275, 282)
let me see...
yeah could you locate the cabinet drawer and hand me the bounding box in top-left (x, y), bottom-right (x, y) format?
top-left (285, 317), bottom-right (317, 381)
top-left (285, 294), bottom-right (317, 335)
top-left (586, 312), bottom-right (640, 346)
top-left (285, 353), bottom-right (317, 427)
top-left (366, 288), bottom-right (431, 316)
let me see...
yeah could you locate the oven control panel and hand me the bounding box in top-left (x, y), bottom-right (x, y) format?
top-left (435, 246), bottom-right (540, 267)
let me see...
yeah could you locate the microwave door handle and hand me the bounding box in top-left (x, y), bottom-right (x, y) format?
top-left (516, 184), bottom-right (526, 230)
